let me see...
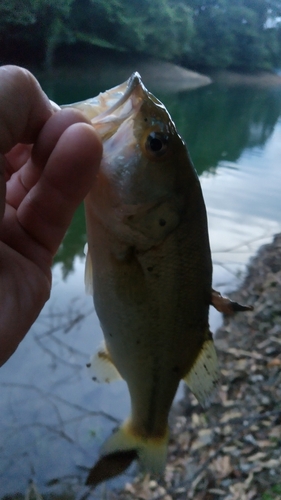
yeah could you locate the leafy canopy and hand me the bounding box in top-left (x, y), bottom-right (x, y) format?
top-left (1, 0), bottom-right (281, 71)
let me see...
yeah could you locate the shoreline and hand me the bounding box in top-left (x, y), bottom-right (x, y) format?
top-left (211, 70), bottom-right (281, 88)
top-left (29, 50), bottom-right (212, 94)
top-left (4, 50), bottom-right (281, 93)
top-left (117, 234), bottom-right (281, 500)
top-left (3, 42), bottom-right (281, 92)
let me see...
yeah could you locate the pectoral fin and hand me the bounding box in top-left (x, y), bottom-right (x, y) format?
top-left (183, 336), bottom-right (219, 408)
top-left (84, 243), bottom-right (93, 295)
top-left (87, 343), bottom-right (122, 383)
top-left (211, 289), bottom-right (253, 315)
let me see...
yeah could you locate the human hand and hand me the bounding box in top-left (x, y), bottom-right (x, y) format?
top-left (0, 65), bottom-right (102, 365)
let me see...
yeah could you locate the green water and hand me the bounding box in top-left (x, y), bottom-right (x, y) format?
top-left (1, 68), bottom-right (281, 497)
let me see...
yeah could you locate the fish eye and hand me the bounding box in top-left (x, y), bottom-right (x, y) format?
top-left (145, 132), bottom-right (169, 157)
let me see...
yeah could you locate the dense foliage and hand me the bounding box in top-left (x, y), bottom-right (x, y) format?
top-left (1, 0), bottom-right (281, 71)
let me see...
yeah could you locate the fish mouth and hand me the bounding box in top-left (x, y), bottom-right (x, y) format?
top-left (92, 73), bottom-right (145, 141)
top-left (68, 72), bottom-right (147, 141)
top-left (92, 72), bottom-right (143, 124)
top-left (63, 72), bottom-right (166, 143)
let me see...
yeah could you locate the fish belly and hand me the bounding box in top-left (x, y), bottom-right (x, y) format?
top-left (89, 217), bottom-right (212, 438)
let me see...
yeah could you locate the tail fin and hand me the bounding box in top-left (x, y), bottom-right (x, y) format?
top-left (86, 419), bottom-right (169, 486)
top-left (86, 449), bottom-right (137, 486)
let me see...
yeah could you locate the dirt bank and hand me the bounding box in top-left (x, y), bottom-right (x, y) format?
top-left (116, 234), bottom-right (281, 500)
top-left (34, 48), bottom-right (212, 94)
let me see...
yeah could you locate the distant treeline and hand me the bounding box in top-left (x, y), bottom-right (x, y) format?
top-left (1, 0), bottom-right (281, 71)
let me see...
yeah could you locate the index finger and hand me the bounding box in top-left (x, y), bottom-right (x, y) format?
top-left (0, 156), bottom-right (6, 221)
top-left (0, 65), bottom-right (53, 154)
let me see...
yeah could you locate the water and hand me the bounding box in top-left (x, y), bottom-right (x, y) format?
top-left (1, 68), bottom-right (281, 497)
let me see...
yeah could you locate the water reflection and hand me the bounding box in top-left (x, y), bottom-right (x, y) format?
top-left (1, 76), bottom-right (281, 497)
top-left (204, 119), bottom-right (281, 330)
top-left (53, 205), bottom-right (87, 278)
top-left (0, 261), bottom-right (131, 496)
top-left (162, 85), bottom-right (281, 175)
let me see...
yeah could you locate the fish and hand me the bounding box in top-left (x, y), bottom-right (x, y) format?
top-left (63, 73), bottom-right (252, 486)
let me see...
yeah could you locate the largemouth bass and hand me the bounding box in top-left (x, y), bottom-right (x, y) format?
top-left (63, 73), bottom-right (251, 485)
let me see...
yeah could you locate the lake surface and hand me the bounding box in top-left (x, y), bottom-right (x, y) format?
top-left (1, 66), bottom-right (281, 497)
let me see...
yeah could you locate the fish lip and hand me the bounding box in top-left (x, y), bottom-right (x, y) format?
top-left (127, 71), bottom-right (142, 90)
top-left (92, 73), bottom-right (144, 124)
top-left (91, 73), bottom-right (145, 140)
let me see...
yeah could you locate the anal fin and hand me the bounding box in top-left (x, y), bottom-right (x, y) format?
top-left (87, 343), bottom-right (122, 383)
top-left (183, 336), bottom-right (219, 408)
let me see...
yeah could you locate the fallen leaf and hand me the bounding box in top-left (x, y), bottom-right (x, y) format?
top-left (259, 458), bottom-right (280, 468)
top-left (246, 488), bottom-right (258, 500)
top-left (221, 424), bottom-right (232, 436)
top-left (211, 455), bottom-right (233, 478)
top-left (220, 411), bottom-right (242, 423)
top-left (267, 357), bottom-right (281, 367)
top-left (247, 452), bottom-right (267, 462)
top-left (208, 489), bottom-right (227, 495)
top-left (268, 425), bottom-right (281, 438)
top-left (270, 335), bottom-right (281, 345)
top-left (227, 348), bottom-right (263, 360)
top-left (191, 429), bottom-right (213, 450)
top-left (245, 472), bottom-right (254, 486)
top-left (256, 439), bottom-right (273, 448)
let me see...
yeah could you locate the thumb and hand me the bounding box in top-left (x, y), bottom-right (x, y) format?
top-left (0, 155), bottom-right (6, 222)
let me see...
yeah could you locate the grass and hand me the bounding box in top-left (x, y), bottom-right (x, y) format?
top-left (262, 484), bottom-right (281, 500)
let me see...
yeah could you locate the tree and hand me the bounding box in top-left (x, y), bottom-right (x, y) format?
top-left (182, 0), bottom-right (281, 71)
top-left (0, 0), bottom-right (38, 31)
top-left (70, 0), bottom-right (194, 60)
top-left (0, 0), bottom-right (75, 69)
top-left (1, 0), bottom-right (281, 72)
